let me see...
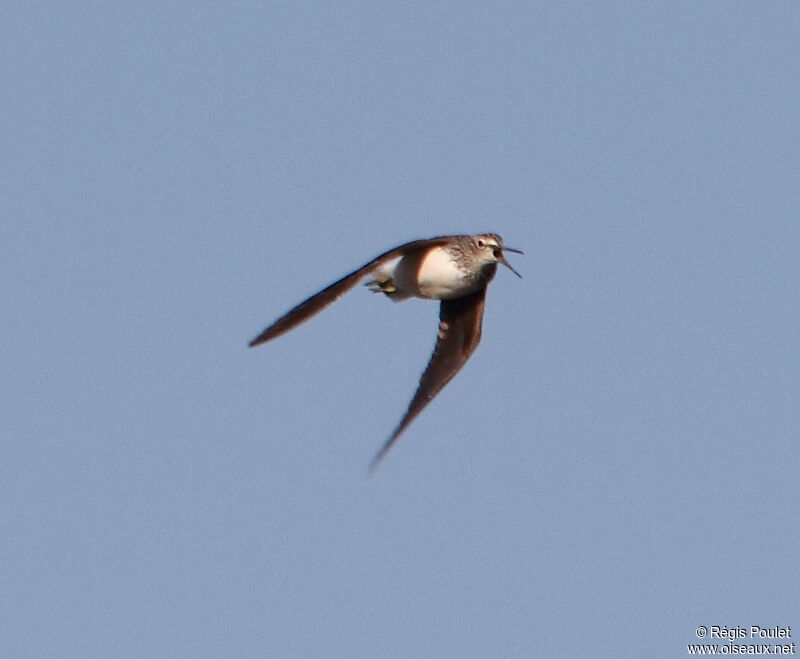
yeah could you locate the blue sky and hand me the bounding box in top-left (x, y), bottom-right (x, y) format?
top-left (2, 2), bottom-right (798, 657)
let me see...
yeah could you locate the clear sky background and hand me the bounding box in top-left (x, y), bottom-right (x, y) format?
top-left (2, 3), bottom-right (798, 658)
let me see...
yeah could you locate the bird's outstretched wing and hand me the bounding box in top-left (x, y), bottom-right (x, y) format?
top-left (249, 237), bottom-right (454, 347)
top-left (370, 286), bottom-right (489, 470)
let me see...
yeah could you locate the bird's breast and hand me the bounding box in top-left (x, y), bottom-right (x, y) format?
top-left (392, 247), bottom-right (481, 300)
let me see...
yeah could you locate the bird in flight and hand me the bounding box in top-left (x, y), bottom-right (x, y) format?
top-left (249, 233), bottom-right (522, 469)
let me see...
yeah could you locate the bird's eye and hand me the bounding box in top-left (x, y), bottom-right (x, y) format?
top-left (477, 239), bottom-right (485, 247)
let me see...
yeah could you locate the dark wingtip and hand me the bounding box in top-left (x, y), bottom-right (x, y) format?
top-left (368, 446), bottom-right (389, 474)
top-left (368, 430), bottom-right (402, 473)
top-left (248, 330), bottom-right (272, 348)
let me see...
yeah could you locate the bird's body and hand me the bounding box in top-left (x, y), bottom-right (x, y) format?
top-left (368, 237), bottom-right (501, 301)
top-left (249, 233), bottom-right (521, 468)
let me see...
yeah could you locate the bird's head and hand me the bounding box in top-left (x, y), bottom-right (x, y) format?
top-left (471, 233), bottom-right (523, 277)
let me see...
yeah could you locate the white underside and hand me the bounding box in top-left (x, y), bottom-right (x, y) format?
top-left (374, 247), bottom-right (476, 300)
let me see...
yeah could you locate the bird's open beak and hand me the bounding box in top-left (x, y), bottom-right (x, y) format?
top-left (500, 247), bottom-right (523, 278)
